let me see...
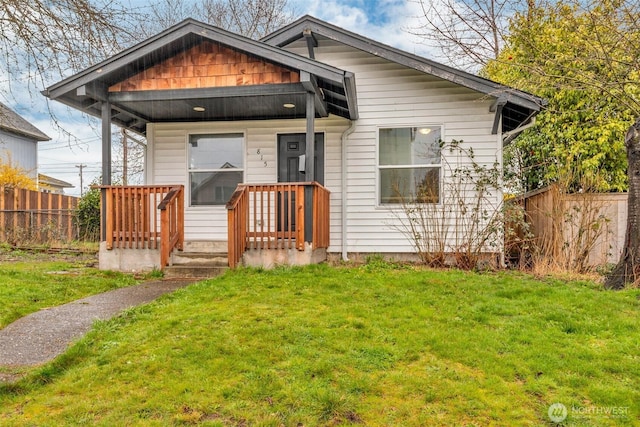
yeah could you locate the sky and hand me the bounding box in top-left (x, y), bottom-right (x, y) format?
top-left (4, 0), bottom-right (438, 197)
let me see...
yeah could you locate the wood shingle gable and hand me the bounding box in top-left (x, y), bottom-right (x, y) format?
top-left (109, 41), bottom-right (300, 92)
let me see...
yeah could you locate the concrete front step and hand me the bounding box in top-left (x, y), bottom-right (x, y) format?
top-left (172, 251), bottom-right (228, 265)
top-left (165, 251), bottom-right (229, 279)
top-left (164, 265), bottom-right (228, 279)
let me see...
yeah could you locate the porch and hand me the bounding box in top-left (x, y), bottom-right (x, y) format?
top-left (98, 182), bottom-right (330, 273)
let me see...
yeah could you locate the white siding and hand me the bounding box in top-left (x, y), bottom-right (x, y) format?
top-left (147, 118), bottom-right (350, 245)
top-left (284, 39), bottom-right (503, 254)
top-left (147, 40), bottom-right (503, 255)
top-left (0, 130), bottom-right (38, 179)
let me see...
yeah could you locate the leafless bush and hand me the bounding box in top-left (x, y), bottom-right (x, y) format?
top-left (503, 198), bottom-right (534, 269)
top-left (527, 179), bottom-right (611, 275)
top-left (390, 140), bottom-right (506, 269)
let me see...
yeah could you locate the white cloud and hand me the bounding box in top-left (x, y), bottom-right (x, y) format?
top-left (294, 0), bottom-right (439, 60)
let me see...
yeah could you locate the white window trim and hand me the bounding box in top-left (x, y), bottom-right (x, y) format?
top-left (376, 124), bottom-right (444, 208)
top-left (187, 131), bottom-right (246, 208)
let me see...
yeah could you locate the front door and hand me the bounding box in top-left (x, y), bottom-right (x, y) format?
top-left (277, 133), bottom-right (324, 232)
top-left (277, 133), bottom-right (324, 184)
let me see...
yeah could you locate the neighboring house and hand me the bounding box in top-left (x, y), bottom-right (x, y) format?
top-left (0, 101), bottom-right (50, 180)
top-left (43, 16), bottom-right (544, 271)
top-left (38, 173), bottom-right (74, 194)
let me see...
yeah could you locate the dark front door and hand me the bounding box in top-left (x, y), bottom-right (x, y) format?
top-left (277, 133), bottom-right (324, 184)
top-left (277, 133), bottom-right (324, 232)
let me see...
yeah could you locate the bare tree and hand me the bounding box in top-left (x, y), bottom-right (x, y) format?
top-left (0, 0), bottom-right (141, 153)
top-left (113, 129), bottom-right (146, 186)
top-left (201, 0), bottom-right (295, 39)
top-left (144, 0), bottom-right (296, 39)
top-left (0, 0), bottom-right (138, 95)
top-left (409, 0), bottom-right (530, 70)
top-left (141, 0), bottom-right (201, 36)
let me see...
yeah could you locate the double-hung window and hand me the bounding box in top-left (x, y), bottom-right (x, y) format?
top-left (378, 126), bottom-right (442, 204)
top-left (188, 133), bottom-right (244, 206)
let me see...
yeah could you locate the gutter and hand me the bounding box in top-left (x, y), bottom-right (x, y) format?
top-left (340, 120), bottom-right (356, 261)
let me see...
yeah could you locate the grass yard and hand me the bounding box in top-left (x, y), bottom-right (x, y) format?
top-left (0, 263), bottom-right (638, 426)
top-left (0, 250), bottom-right (140, 329)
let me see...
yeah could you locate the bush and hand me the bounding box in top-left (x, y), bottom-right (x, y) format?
top-left (75, 187), bottom-right (100, 241)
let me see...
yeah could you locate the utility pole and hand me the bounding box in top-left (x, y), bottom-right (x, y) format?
top-left (76, 164), bottom-right (86, 197)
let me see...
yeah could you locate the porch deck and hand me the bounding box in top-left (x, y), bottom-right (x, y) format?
top-left (98, 182), bottom-right (330, 272)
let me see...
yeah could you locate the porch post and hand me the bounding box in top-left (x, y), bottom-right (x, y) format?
top-left (100, 101), bottom-right (112, 241)
top-left (305, 91), bottom-right (315, 179)
top-left (305, 91), bottom-right (315, 244)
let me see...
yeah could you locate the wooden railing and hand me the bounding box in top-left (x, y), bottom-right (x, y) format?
top-left (313, 184), bottom-right (331, 248)
top-left (158, 186), bottom-right (185, 268)
top-left (226, 182), bottom-right (330, 268)
top-left (101, 185), bottom-right (184, 269)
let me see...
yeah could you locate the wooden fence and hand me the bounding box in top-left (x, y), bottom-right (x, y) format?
top-left (519, 186), bottom-right (628, 267)
top-left (0, 187), bottom-right (79, 244)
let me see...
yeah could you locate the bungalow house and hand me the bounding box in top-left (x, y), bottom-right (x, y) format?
top-left (43, 16), bottom-right (544, 272)
top-left (38, 173), bottom-right (74, 194)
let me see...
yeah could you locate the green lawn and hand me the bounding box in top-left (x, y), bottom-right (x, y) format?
top-left (0, 263), bottom-right (638, 426)
top-left (0, 257), bottom-right (139, 329)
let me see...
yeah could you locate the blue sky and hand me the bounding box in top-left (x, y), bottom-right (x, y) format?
top-left (4, 0), bottom-right (435, 196)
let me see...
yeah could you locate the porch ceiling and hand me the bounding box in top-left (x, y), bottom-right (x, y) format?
top-left (114, 90), bottom-right (312, 123)
top-left (67, 83), bottom-right (329, 134)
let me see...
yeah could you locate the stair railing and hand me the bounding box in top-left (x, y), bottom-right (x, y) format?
top-left (226, 182), bottom-right (330, 268)
top-left (158, 186), bottom-right (184, 269)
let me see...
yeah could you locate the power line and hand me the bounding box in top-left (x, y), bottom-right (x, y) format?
top-left (39, 136), bottom-right (100, 145)
top-left (38, 161), bottom-right (101, 167)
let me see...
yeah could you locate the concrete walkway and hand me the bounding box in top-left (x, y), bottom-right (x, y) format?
top-left (0, 279), bottom-right (195, 369)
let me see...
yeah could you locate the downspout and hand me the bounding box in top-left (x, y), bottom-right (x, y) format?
top-left (341, 120), bottom-right (357, 261)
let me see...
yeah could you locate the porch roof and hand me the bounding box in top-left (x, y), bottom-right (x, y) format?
top-left (262, 15), bottom-right (546, 135)
top-left (42, 19), bottom-right (358, 136)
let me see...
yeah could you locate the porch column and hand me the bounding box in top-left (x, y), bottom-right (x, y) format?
top-left (100, 101), bottom-right (112, 240)
top-left (304, 91), bottom-right (315, 244)
top-left (305, 91), bottom-right (315, 178)
top-left (101, 101), bottom-right (112, 185)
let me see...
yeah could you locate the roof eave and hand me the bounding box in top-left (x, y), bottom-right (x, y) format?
top-left (262, 16), bottom-right (546, 113)
top-left (45, 19), bottom-right (350, 102)
top-left (0, 127), bottom-right (51, 142)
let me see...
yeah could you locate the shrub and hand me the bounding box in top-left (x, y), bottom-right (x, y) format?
top-left (75, 187), bottom-right (100, 241)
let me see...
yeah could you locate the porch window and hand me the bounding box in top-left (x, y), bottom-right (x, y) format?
top-left (378, 126), bottom-right (442, 204)
top-left (189, 133), bottom-right (244, 206)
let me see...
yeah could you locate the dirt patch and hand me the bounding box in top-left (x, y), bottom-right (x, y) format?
top-left (0, 247), bottom-right (98, 266)
top-left (0, 370), bottom-right (26, 384)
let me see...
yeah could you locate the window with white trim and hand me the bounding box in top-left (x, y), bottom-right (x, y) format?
top-left (378, 126), bottom-right (442, 204)
top-left (188, 133), bottom-right (244, 206)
